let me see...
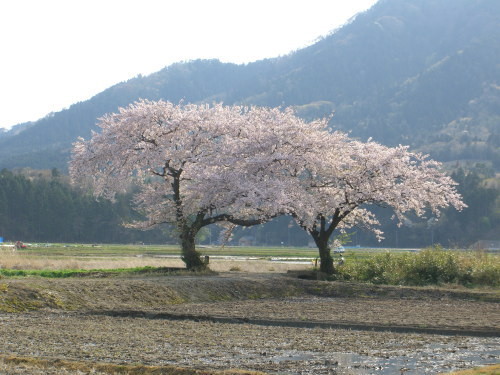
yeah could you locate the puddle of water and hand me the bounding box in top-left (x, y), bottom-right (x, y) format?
top-left (271, 352), bottom-right (315, 362)
top-left (338, 338), bottom-right (500, 375)
top-left (173, 338), bottom-right (500, 375)
top-left (235, 337), bottom-right (500, 374)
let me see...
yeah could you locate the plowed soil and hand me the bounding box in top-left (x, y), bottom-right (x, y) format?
top-left (0, 273), bottom-right (498, 374)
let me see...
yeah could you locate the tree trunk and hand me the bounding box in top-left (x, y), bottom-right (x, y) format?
top-left (180, 229), bottom-right (205, 270)
top-left (318, 243), bottom-right (335, 275)
top-left (312, 233), bottom-right (335, 275)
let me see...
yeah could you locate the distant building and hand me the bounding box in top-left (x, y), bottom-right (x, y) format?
top-left (238, 236), bottom-right (255, 246)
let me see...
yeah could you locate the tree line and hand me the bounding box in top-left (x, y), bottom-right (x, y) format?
top-left (0, 165), bottom-right (497, 254)
top-left (0, 169), bottom-right (171, 244)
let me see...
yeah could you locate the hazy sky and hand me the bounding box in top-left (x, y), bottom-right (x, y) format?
top-left (0, 0), bottom-right (377, 130)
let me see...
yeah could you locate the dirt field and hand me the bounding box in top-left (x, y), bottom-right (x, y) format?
top-left (0, 272), bottom-right (498, 374)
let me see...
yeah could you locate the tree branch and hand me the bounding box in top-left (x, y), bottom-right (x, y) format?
top-left (200, 213), bottom-right (278, 227)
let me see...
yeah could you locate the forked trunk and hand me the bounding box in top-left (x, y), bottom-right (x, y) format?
top-left (180, 230), bottom-right (206, 270)
top-left (300, 212), bottom-right (346, 275)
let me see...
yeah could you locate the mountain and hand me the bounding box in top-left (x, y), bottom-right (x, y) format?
top-left (1, 0), bottom-right (499, 171)
top-left (0, 121), bottom-right (35, 139)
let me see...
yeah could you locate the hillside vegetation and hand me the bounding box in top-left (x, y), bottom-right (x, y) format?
top-left (0, 0), bottom-right (498, 171)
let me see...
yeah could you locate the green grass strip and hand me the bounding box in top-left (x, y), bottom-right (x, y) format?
top-left (0, 266), bottom-right (184, 278)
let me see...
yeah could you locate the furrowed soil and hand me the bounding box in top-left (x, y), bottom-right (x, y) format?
top-left (0, 272), bottom-right (498, 374)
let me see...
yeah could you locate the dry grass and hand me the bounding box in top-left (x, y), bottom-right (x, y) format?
top-left (440, 364), bottom-right (500, 375)
top-left (0, 250), bottom-right (183, 270)
top-left (0, 355), bottom-right (266, 375)
top-left (0, 250), bottom-right (311, 273)
top-left (208, 259), bottom-right (310, 273)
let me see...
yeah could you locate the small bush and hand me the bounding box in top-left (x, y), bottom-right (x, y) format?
top-left (468, 260), bottom-right (500, 286)
top-left (336, 247), bottom-right (499, 287)
top-left (404, 247), bottom-right (461, 285)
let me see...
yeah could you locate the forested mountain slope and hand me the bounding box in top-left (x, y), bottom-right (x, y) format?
top-left (0, 0), bottom-right (498, 171)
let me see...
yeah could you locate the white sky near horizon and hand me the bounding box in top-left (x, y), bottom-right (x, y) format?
top-left (0, 0), bottom-right (377, 130)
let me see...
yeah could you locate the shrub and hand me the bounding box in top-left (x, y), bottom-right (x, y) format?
top-left (403, 247), bottom-right (461, 285)
top-left (466, 255), bottom-right (500, 287)
top-left (336, 247), bottom-right (499, 287)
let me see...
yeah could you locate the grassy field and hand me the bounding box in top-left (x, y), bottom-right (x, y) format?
top-left (0, 242), bottom-right (423, 275)
top-left (2, 242), bottom-right (321, 259)
top-left (1, 242), bottom-right (425, 259)
top-left (1, 241), bottom-right (427, 257)
top-left (1, 243), bottom-right (498, 287)
top-left (0, 243), bottom-right (321, 274)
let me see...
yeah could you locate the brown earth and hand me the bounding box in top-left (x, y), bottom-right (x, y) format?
top-left (0, 272), bottom-right (498, 374)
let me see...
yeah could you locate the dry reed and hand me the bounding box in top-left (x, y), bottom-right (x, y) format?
top-left (0, 250), bottom-right (311, 273)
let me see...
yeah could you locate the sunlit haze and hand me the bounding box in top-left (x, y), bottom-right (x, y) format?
top-left (0, 0), bottom-right (377, 130)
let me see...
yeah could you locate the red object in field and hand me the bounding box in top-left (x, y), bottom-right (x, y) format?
top-left (15, 241), bottom-right (26, 249)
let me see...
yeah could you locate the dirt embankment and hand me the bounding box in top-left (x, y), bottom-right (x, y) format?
top-left (0, 272), bottom-right (499, 335)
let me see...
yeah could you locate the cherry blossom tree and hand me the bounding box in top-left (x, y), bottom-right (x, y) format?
top-left (289, 137), bottom-right (466, 274)
top-left (70, 99), bottom-right (465, 274)
top-left (70, 100), bottom-right (328, 270)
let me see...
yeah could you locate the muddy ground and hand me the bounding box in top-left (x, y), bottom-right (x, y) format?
top-left (0, 272), bottom-right (498, 374)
